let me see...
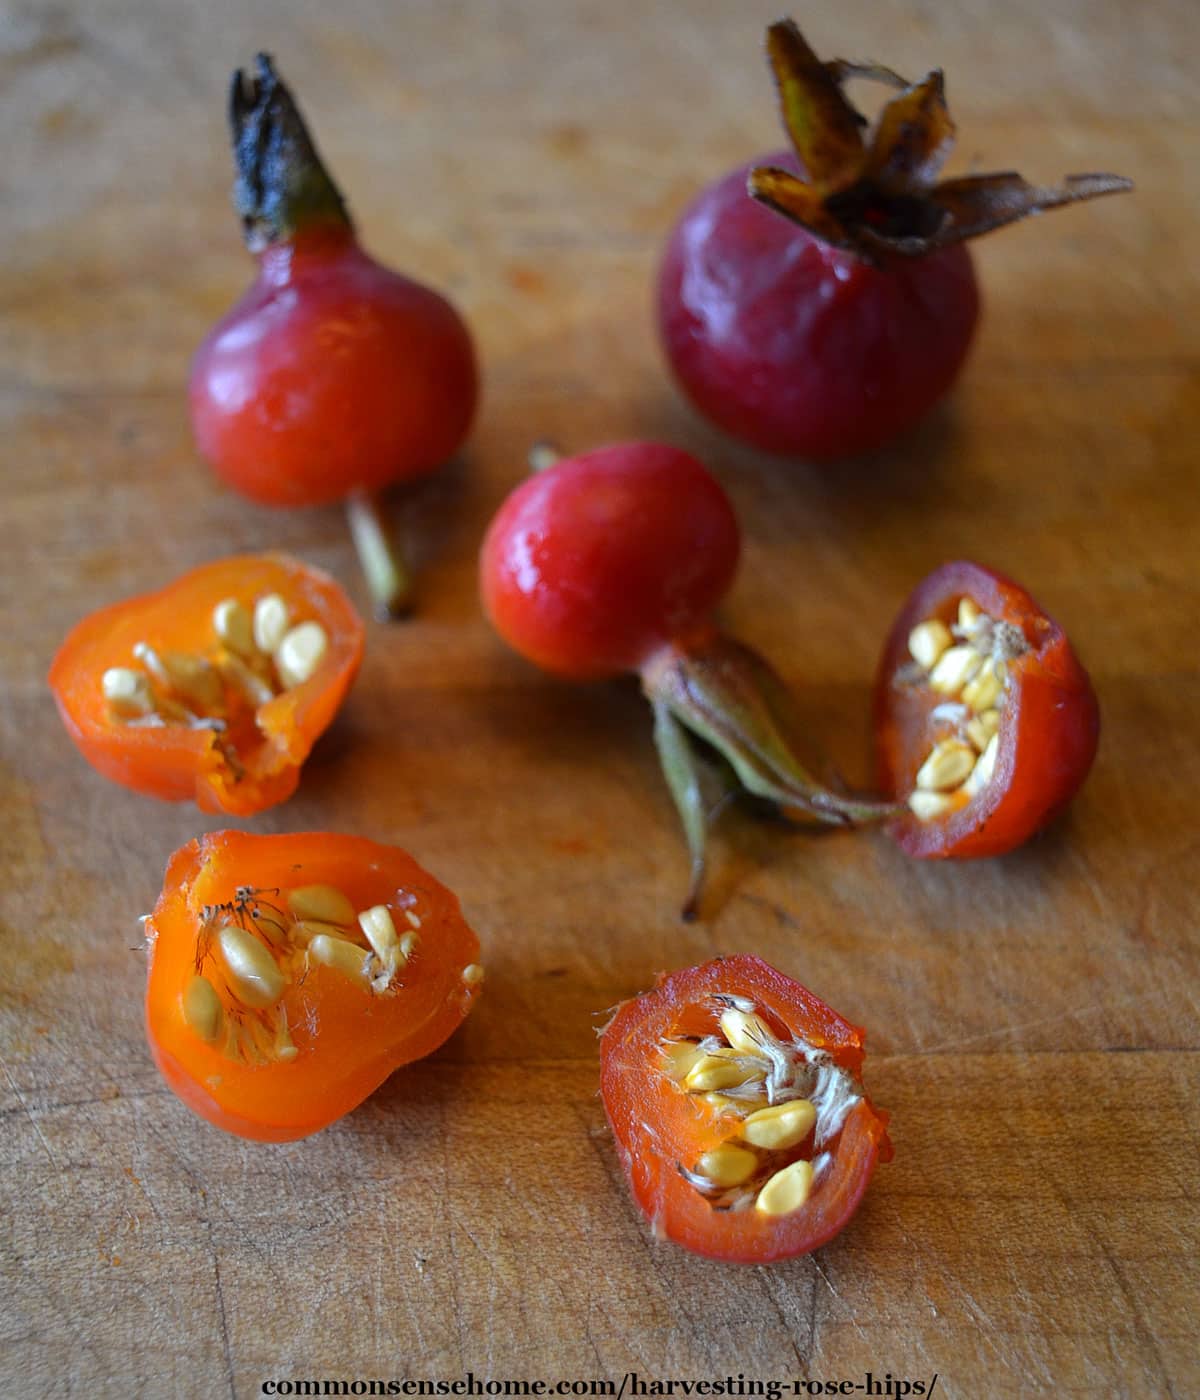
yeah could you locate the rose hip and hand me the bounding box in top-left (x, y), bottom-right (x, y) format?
top-left (481, 441), bottom-right (895, 916)
top-left (190, 55), bottom-right (478, 616)
top-left (658, 20), bottom-right (1131, 462)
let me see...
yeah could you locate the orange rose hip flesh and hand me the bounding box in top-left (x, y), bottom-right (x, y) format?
top-left (145, 831), bottom-right (484, 1141)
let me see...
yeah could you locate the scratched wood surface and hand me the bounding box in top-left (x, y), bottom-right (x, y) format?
top-left (2, 0), bottom-right (1198, 1395)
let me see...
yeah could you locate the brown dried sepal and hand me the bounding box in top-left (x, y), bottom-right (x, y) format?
top-left (748, 18), bottom-right (1132, 262)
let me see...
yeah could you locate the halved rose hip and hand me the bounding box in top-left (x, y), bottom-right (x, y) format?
top-left (145, 831), bottom-right (484, 1141)
top-left (600, 956), bottom-right (891, 1263)
top-left (49, 553), bottom-right (364, 815)
top-left (875, 560), bottom-right (1100, 857)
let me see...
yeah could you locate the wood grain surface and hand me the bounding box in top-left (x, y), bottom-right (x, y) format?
top-left (2, 0), bottom-right (1197, 1395)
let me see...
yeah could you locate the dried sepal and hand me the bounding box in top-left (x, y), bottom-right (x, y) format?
top-left (229, 53), bottom-right (351, 252)
top-left (743, 167), bottom-right (854, 251)
top-left (765, 19), bottom-right (865, 193)
top-left (863, 71), bottom-right (954, 189)
top-left (749, 18), bottom-right (1133, 261)
top-left (925, 171), bottom-right (1137, 242)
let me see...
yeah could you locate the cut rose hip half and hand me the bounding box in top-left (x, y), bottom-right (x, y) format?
top-left (145, 831), bottom-right (484, 1141)
top-left (49, 554), bottom-right (364, 815)
top-left (875, 560), bottom-right (1100, 858)
top-left (600, 956), bottom-right (891, 1263)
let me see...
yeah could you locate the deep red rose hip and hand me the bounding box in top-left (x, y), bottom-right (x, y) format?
top-left (658, 19), bottom-right (1131, 461)
top-left (659, 153), bottom-right (979, 460)
top-left (190, 55), bottom-right (478, 616)
top-left (481, 441), bottom-right (894, 915)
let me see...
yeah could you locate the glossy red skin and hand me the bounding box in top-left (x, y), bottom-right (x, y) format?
top-left (875, 561), bottom-right (1100, 858)
top-left (600, 956), bottom-right (892, 1264)
top-left (658, 154), bottom-right (980, 461)
top-left (190, 225), bottom-right (478, 507)
top-left (480, 442), bottom-right (740, 679)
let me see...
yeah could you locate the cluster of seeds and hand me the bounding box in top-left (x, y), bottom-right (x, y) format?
top-left (101, 592), bottom-right (331, 730)
top-left (903, 596), bottom-right (1029, 821)
top-left (181, 880), bottom-right (483, 1065)
top-left (662, 995), bottom-right (861, 1216)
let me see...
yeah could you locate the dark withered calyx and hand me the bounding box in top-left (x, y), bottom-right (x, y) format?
top-left (748, 19), bottom-right (1133, 264)
top-left (229, 53), bottom-right (351, 252)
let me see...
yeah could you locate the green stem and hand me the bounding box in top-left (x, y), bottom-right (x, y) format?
top-left (345, 490), bottom-right (412, 621)
top-left (651, 700), bottom-right (709, 921)
top-left (528, 441), bottom-right (562, 473)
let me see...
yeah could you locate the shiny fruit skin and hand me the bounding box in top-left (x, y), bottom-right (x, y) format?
top-left (658, 154), bottom-right (980, 461)
top-left (480, 442), bottom-right (740, 680)
top-left (190, 226), bottom-right (478, 508)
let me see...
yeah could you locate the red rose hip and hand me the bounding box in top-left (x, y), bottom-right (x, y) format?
top-left (190, 55), bottom-right (478, 616)
top-left (658, 20), bottom-right (1131, 462)
top-left (480, 441), bottom-right (740, 680)
top-left (481, 441), bottom-right (895, 915)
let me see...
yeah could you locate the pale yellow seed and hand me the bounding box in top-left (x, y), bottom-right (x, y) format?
top-left (213, 598), bottom-right (255, 657)
top-left (702, 1092), bottom-right (738, 1113)
top-left (662, 1041), bottom-right (706, 1081)
top-left (915, 739), bottom-right (977, 792)
top-left (275, 621), bottom-right (329, 688)
top-left (404, 910), bottom-right (422, 929)
top-left (290, 918), bottom-right (352, 946)
top-left (964, 733), bottom-right (1000, 798)
top-left (961, 658), bottom-right (1005, 714)
top-left (908, 789), bottom-right (969, 821)
top-left (399, 931), bottom-right (418, 958)
top-left (217, 653), bottom-right (275, 707)
top-left (182, 975), bottom-right (224, 1044)
top-left (740, 1099), bottom-right (817, 1151)
top-left (274, 1008), bottom-right (298, 1062)
top-left (958, 597), bottom-right (982, 633)
top-left (755, 1158), bottom-right (815, 1216)
top-left (127, 645), bottom-right (196, 720)
top-left (102, 667), bottom-right (154, 718)
top-left (462, 963), bottom-right (485, 986)
top-left (966, 708), bottom-right (1001, 752)
top-left (308, 933), bottom-right (372, 986)
top-left (224, 1021), bottom-right (261, 1066)
top-left (929, 645), bottom-right (982, 695)
top-left (684, 1055), bottom-right (764, 1094)
top-left (217, 924), bottom-right (285, 1009)
top-left (162, 651), bottom-right (224, 711)
top-left (253, 593), bottom-right (291, 655)
top-left (907, 619), bottom-right (953, 671)
top-left (718, 1007), bottom-right (772, 1056)
top-left (287, 883), bottom-right (356, 927)
top-left (694, 1144), bottom-right (759, 1189)
top-left (358, 905), bottom-right (401, 970)
top-left (705, 1045), bottom-right (764, 1063)
top-left (131, 641), bottom-right (171, 689)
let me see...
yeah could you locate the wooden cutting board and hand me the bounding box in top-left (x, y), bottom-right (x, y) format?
top-left (2, 0), bottom-right (1196, 1394)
